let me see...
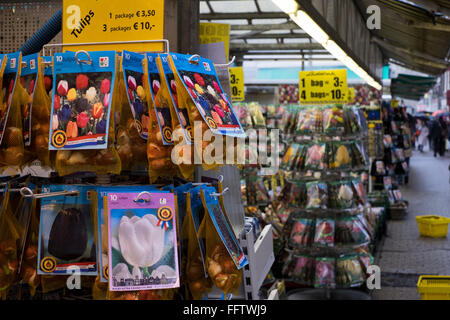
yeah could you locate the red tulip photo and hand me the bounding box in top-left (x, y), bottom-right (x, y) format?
top-left (76, 112), bottom-right (89, 128)
top-left (76, 74), bottom-right (89, 90)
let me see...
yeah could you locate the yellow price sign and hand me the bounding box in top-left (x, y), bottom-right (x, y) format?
top-left (391, 99), bottom-right (399, 108)
top-left (299, 69), bottom-right (348, 105)
top-left (199, 23), bottom-right (230, 62)
top-left (63, 0), bottom-right (164, 52)
top-left (348, 87), bottom-right (355, 103)
top-left (229, 67), bottom-right (245, 102)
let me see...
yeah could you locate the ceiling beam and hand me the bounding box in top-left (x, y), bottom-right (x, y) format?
top-left (403, 0), bottom-right (450, 19)
top-left (231, 33), bottom-right (310, 40)
top-left (243, 57), bottom-right (337, 61)
top-left (372, 36), bottom-right (449, 68)
top-left (381, 47), bottom-right (448, 70)
top-left (230, 22), bottom-right (297, 31)
top-left (230, 43), bottom-right (324, 51)
top-left (200, 12), bottom-right (287, 20)
top-left (389, 58), bottom-right (440, 76)
top-left (241, 51), bottom-right (331, 55)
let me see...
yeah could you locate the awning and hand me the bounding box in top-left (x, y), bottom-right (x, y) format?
top-left (390, 74), bottom-right (437, 100)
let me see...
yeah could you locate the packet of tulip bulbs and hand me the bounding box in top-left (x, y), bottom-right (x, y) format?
top-left (184, 189), bottom-right (213, 299)
top-left (199, 188), bottom-right (244, 295)
top-left (18, 53), bottom-right (39, 147)
top-left (121, 50), bottom-right (149, 140)
top-left (187, 186), bottom-right (209, 275)
top-left (314, 257), bottom-right (335, 288)
top-left (37, 185), bottom-right (97, 276)
top-left (306, 181), bottom-right (328, 209)
top-left (142, 55), bottom-right (177, 182)
top-left (49, 50), bottom-right (116, 150)
top-left (107, 191), bottom-right (179, 291)
top-left (156, 54), bottom-right (195, 180)
top-left (115, 56), bottom-right (148, 172)
top-left (146, 52), bottom-right (173, 145)
top-left (93, 186), bottom-right (159, 283)
top-left (314, 219), bottom-right (335, 247)
top-left (19, 186), bottom-right (41, 296)
top-left (290, 254), bottom-right (315, 285)
top-left (323, 105), bottom-right (345, 135)
top-left (158, 54), bottom-right (192, 144)
top-left (289, 217), bottom-right (315, 248)
top-left (0, 186), bottom-right (27, 298)
top-left (336, 254), bottom-right (365, 288)
top-left (330, 142), bottom-right (352, 170)
top-left (200, 187), bottom-right (248, 270)
top-left (0, 52), bottom-right (21, 146)
top-left (25, 56), bottom-right (52, 167)
top-left (305, 142), bottom-right (327, 171)
top-left (42, 56), bottom-right (53, 98)
top-left (168, 53), bottom-right (245, 138)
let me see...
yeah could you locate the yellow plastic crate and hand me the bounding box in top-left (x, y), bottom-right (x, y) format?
top-left (417, 276), bottom-right (450, 300)
top-left (415, 215), bottom-right (450, 238)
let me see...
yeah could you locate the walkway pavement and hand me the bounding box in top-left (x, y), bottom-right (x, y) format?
top-left (372, 148), bottom-right (450, 300)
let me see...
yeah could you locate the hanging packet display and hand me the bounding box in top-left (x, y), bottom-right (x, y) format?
top-left (19, 53), bottom-right (39, 147)
top-left (107, 191), bottom-right (179, 291)
top-left (146, 52), bottom-right (173, 145)
top-left (49, 50), bottom-right (116, 150)
top-left (143, 54), bottom-right (177, 182)
top-left (156, 54), bottom-right (194, 179)
top-left (117, 52), bottom-right (149, 171)
top-left (38, 185), bottom-right (97, 276)
top-left (93, 185), bottom-right (159, 283)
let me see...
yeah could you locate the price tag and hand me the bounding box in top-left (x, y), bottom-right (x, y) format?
top-left (229, 67), bottom-right (245, 102)
top-left (391, 100), bottom-right (399, 108)
top-left (199, 23), bottom-right (230, 62)
top-left (348, 87), bottom-right (355, 103)
top-left (299, 69), bottom-right (348, 105)
top-left (63, 0), bottom-right (164, 51)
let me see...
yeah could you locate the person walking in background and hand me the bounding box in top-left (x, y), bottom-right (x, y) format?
top-left (430, 117), bottom-right (447, 157)
top-left (417, 119), bottom-right (429, 152)
top-left (438, 116), bottom-right (448, 155)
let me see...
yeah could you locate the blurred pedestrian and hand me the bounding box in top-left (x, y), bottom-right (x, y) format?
top-left (430, 117), bottom-right (447, 157)
top-left (417, 119), bottom-right (429, 152)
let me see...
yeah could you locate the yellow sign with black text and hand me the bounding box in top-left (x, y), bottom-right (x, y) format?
top-left (62, 0), bottom-right (164, 51)
top-left (299, 69), bottom-right (348, 105)
top-left (229, 67), bottom-right (245, 102)
top-left (199, 23), bottom-right (230, 62)
top-left (391, 100), bottom-right (399, 108)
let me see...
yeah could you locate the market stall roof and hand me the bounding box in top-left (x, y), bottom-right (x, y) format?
top-left (199, 0), bottom-right (334, 62)
top-left (355, 0), bottom-right (450, 76)
top-left (390, 73), bottom-right (437, 100)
